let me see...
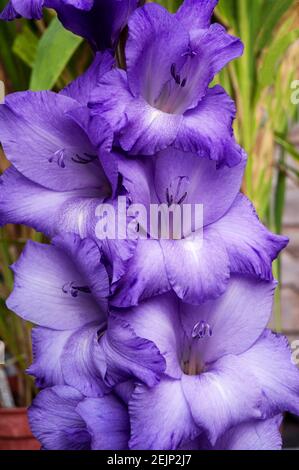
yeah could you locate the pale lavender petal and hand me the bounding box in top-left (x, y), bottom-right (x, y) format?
top-left (213, 193), bottom-right (289, 280)
top-left (215, 416), bottom-right (283, 450)
top-left (76, 395), bottom-right (129, 450)
top-left (181, 275), bottom-right (276, 363)
top-left (0, 167), bottom-right (102, 238)
top-left (129, 378), bottom-right (199, 450)
top-left (155, 147), bottom-right (246, 225)
top-left (160, 227), bottom-right (230, 304)
top-left (28, 386), bottom-right (90, 450)
top-left (181, 416), bottom-right (283, 450)
top-left (0, 91), bottom-right (108, 191)
top-left (241, 330), bottom-right (299, 416)
top-left (7, 240), bottom-right (102, 330)
top-left (28, 327), bottom-right (71, 388)
top-left (182, 355), bottom-right (264, 445)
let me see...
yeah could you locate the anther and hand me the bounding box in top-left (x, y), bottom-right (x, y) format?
top-left (62, 281), bottom-right (92, 298)
top-left (71, 153), bottom-right (97, 165)
top-left (48, 149), bottom-right (66, 168)
top-left (192, 321), bottom-right (212, 340)
top-left (181, 78), bottom-right (187, 88)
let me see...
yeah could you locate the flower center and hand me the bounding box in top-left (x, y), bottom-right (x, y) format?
top-left (152, 49), bottom-right (197, 115)
top-left (165, 176), bottom-right (189, 207)
top-left (181, 321), bottom-right (212, 376)
top-left (48, 149), bottom-right (98, 168)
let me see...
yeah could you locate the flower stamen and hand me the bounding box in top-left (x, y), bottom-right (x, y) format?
top-left (62, 281), bottom-right (92, 298)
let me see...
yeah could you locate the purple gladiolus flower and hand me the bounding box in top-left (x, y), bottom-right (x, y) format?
top-left (0, 0), bottom-right (295, 452)
top-left (0, 53), bottom-right (114, 237)
top-left (0, 53), bottom-right (137, 283)
top-left (7, 234), bottom-right (166, 395)
top-left (110, 149), bottom-right (288, 306)
top-left (89, 1), bottom-right (243, 164)
top-left (0, 0), bottom-right (139, 50)
top-left (24, 273), bottom-right (299, 450)
top-left (111, 277), bottom-right (299, 449)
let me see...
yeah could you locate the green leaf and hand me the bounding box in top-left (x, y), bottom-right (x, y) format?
top-left (257, 28), bottom-right (299, 97)
top-left (216, 0), bottom-right (237, 30)
top-left (13, 25), bottom-right (39, 68)
top-left (255, 0), bottom-right (294, 54)
top-left (154, 0), bottom-right (182, 13)
top-left (30, 17), bottom-right (82, 91)
top-left (275, 133), bottom-right (299, 163)
top-left (274, 166), bottom-right (286, 235)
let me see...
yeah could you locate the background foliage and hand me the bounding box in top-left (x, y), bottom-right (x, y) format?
top-left (0, 0), bottom-right (299, 405)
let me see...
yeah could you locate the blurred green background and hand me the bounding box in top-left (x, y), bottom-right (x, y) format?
top-left (0, 0), bottom-right (299, 412)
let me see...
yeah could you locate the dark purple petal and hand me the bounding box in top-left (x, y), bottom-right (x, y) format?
top-left (60, 323), bottom-right (108, 397)
top-left (113, 294), bottom-right (183, 380)
top-left (181, 275), bottom-right (276, 363)
top-left (129, 378), bottom-right (199, 450)
top-left (28, 386), bottom-right (91, 450)
top-left (0, 1), bottom-right (19, 19)
top-left (61, 51), bottom-right (114, 105)
top-left (111, 239), bottom-right (170, 307)
top-left (172, 24), bottom-right (242, 110)
top-left (76, 395), bottom-right (130, 450)
top-left (181, 355), bottom-right (264, 445)
top-left (117, 154), bottom-right (157, 208)
top-left (98, 314), bottom-right (166, 387)
top-left (173, 85), bottom-right (243, 167)
top-left (7, 240), bottom-right (103, 329)
top-left (126, 3), bottom-right (189, 100)
top-left (50, 0), bottom-right (138, 50)
top-left (101, 236), bottom-right (138, 285)
top-left (61, 0), bottom-right (93, 10)
top-left (175, 0), bottom-right (218, 34)
top-left (213, 193), bottom-right (289, 280)
top-left (90, 68), bottom-right (182, 156)
top-left (52, 233), bottom-right (109, 309)
top-left (196, 23), bottom-right (243, 78)
top-left (114, 381), bottom-right (135, 405)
